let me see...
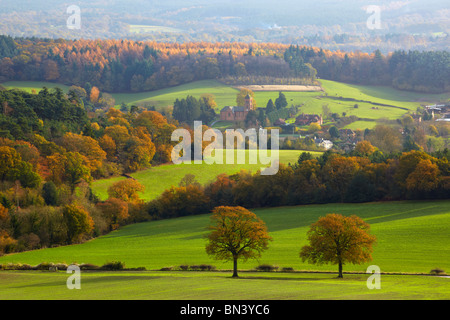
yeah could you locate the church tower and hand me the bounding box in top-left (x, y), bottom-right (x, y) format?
top-left (244, 94), bottom-right (254, 111)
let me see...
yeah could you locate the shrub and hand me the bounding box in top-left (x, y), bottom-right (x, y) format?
top-left (101, 261), bottom-right (125, 270)
top-left (189, 265), bottom-right (201, 271)
top-left (0, 263), bottom-right (34, 270)
top-left (255, 264), bottom-right (279, 272)
top-left (430, 268), bottom-right (445, 275)
top-left (55, 263), bottom-right (68, 271)
top-left (199, 264), bottom-right (216, 271)
top-left (160, 266), bottom-right (174, 271)
top-left (179, 265), bottom-right (189, 271)
top-left (281, 267), bottom-right (294, 272)
top-left (79, 263), bottom-right (100, 270)
top-left (34, 262), bottom-right (55, 270)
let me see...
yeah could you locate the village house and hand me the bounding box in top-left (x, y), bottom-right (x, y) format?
top-left (314, 137), bottom-right (333, 150)
top-left (338, 128), bottom-right (356, 139)
top-left (220, 94), bottom-right (254, 122)
top-left (295, 113), bottom-right (323, 126)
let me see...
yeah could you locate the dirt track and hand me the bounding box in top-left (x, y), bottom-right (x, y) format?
top-left (237, 85), bottom-right (323, 92)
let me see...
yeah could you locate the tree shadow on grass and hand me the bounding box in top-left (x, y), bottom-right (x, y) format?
top-left (233, 275), bottom-right (325, 282)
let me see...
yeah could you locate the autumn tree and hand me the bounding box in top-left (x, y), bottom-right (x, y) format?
top-left (47, 152), bottom-right (91, 192)
top-left (61, 132), bottom-right (106, 173)
top-left (89, 86), bottom-right (100, 104)
top-left (300, 213), bottom-right (376, 278)
top-left (96, 198), bottom-right (129, 231)
top-left (107, 179), bottom-right (145, 203)
top-left (366, 125), bottom-right (402, 153)
top-left (236, 88), bottom-right (256, 108)
top-left (98, 135), bottom-right (117, 160)
top-left (0, 146), bottom-right (22, 181)
top-left (308, 122), bottom-right (321, 133)
top-left (122, 127), bottom-right (156, 172)
top-left (205, 206), bottom-right (272, 278)
top-left (104, 125), bottom-right (130, 147)
top-left (0, 146), bottom-right (41, 188)
top-left (354, 140), bottom-right (377, 156)
top-left (405, 159), bottom-right (441, 196)
top-left (62, 204), bottom-right (94, 244)
top-left (0, 230), bottom-right (17, 255)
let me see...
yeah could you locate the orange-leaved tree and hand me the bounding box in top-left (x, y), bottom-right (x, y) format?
top-left (107, 179), bottom-right (145, 203)
top-left (205, 206), bottom-right (272, 278)
top-left (300, 213), bottom-right (376, 278)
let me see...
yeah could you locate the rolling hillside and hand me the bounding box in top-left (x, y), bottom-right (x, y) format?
top-left (1, 200), bottom-right (449, 274)
top-left (3, 79), bottom-right (447, 123)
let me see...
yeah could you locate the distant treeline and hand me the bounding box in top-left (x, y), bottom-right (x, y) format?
top-left (284, 45), bottom-right (450, 93)
top-left (0, 36), bottom-right (448, 94)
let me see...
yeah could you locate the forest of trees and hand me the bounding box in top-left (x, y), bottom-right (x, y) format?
top-left (0, 36), bottom-right (449, 94)
top-left (0, 86), bottom-right (182, 254)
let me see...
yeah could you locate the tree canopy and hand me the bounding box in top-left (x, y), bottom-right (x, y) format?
top-left (299, 213), bottom-right (376, 278)
top-left (205, 206), bottom-right (272, 277)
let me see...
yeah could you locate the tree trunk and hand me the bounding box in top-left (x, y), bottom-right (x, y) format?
top-left (232, 256), bottom-right (238, 278)
top-left (338, 261), bottom-right (343, 278)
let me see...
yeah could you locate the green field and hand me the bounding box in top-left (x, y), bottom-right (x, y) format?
top-left (343, 120), bottom-right (378, 130)
top-left (91, 149), bottom-right (320, 201)
top-left (1, 200), bottom-right (449, 299)
top-left (2, 81), bottom-right (71, 93)
top-left (1, 200), bottom-right (449, 274)
top-left (0, 271), bottom-right (448, 300)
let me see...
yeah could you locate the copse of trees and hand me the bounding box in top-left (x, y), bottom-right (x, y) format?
top-left (172, 95), bottom-right (216, 124)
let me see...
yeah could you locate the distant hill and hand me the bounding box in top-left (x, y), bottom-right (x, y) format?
top-left (0, 0), bottom-right (448, 52)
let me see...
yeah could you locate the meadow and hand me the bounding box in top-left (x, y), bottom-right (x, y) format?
top-left (0, 200), bottom-right (449, 300)
top-left (1, 200), bottom-right (449, 274)
top-left (91, 149), bottom-right (319, 201)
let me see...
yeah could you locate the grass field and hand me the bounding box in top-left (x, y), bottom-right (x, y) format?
top-left (1, 81), bottom-right (71, 93)
top-left (0, 271), bottom-right (448, 300)
top-left (1, 200), bottom-right (449, 274)
top-left (1, 200), bottom-right (449, 300)
top-left (91, 149), bottom-right (321, 201)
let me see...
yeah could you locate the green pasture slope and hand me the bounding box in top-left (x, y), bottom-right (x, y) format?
top-left (91, 149), bottom-right (320, 201)
top-left (2, 81), bottom-right (71, 93)
top-left (4, 79), bottom-right (447, 123)
top-left (1, 200), bottom-right (449, 272)
top-left (0, 200), bottom-right (449, 299)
